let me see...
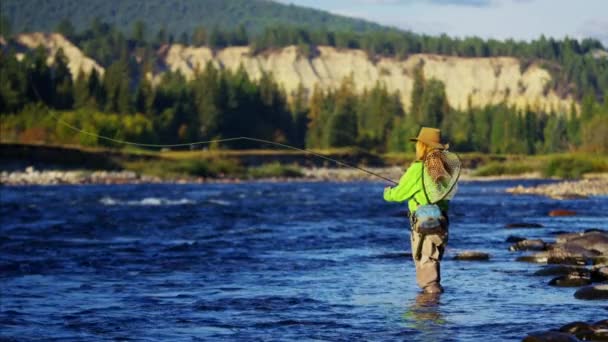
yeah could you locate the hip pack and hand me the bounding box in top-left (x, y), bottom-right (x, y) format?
top-left (413, 204), bottom-right (445, 235)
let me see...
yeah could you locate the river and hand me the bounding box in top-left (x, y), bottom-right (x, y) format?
top-left (1, 180), bottom-right (606, 340)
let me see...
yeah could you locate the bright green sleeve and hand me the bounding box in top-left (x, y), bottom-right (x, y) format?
top-left (383, 162), bottom-right (423, 203)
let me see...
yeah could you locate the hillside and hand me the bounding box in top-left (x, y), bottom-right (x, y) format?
top-left (0, 0), bottom-right (389, 39)
top-left (8, 33), bottom-right (574, 112)
top-left (161, 44), bottom-right (574, 112)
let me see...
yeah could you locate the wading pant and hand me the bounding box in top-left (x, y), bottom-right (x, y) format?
top-left (410, 218), bottom-right (448, 291)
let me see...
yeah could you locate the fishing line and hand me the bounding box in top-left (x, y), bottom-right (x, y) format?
top-left (48, 111), bottom-right (398, 184)
top-left (26, 78), bottom-right (397, 184)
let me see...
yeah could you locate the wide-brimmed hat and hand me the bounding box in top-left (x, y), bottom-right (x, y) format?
top-left (409, 127), bottom-right (449, 150)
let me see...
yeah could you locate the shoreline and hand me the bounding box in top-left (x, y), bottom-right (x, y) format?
top-left (0, 166), bottom-right (541, 186)
top-left (3, 167), bottom-right (607, 199)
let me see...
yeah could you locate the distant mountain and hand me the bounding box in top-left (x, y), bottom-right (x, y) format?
top-left (1, 0), bottom-right (390, 38)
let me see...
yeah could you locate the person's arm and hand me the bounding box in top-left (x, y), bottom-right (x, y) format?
top-left (383, 162), bottom-right (422, 203)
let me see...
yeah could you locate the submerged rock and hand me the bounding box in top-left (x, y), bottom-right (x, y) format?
top-left (453, 251), bottom-right (490, 261)
top-left (574, 284), bottom-right (608, 300)
top-left (505, 222), bottom-right (544, 228)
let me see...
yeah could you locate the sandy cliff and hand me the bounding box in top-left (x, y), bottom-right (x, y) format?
top-left (162, 44), bottom-right (574, 112)
top-left (9, 33), bottom-right (575, 112)
top-left (14, 33), bottom-right (104, 77)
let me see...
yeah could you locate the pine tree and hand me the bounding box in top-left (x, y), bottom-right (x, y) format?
top-left (73, 69), bottom-right (90, 109)
top-left (305, 85), bottom-right (325, 149)
top-left (410, 64), bottom-right (425, 123)
top-left (327, 76), bottom-right (357, 147)
top-left (52, 48), bottom-right (74, 109)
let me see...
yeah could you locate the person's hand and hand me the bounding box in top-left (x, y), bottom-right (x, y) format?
top-left (384, 186), bottom-right (391, 192)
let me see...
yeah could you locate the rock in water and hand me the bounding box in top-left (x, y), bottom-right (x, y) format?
top-left (533, 265), bottom-right (584, 276)
top-left (591, 266), bottom-right (608, 282)
top-left (549, 209), bottom-right (577, 217)
top-left (453, 251), bottom-right (490, 261)
top-left (509, 239), bottom-right (547, 251)
top-left (506, 235), bottom-right (526, 243)
top-left (548, 273), bottom-right (591, 287)
top-left (522, 331), bottom-right (581, 342)
top-left (574, 284), bottom-right (608, 300)
top-left (505, 222), bottom-right (544, 228)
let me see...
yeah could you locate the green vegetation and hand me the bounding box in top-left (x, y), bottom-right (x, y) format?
top-left (2, 44), bottom-right (607, 159)
top-left (247, 162), bottom-right (303, 179)
top-left (470, 154), bottom-right (608, 178)
top-left (472, 161), bottom-right (535, 177)
top-left (541, 155), bottom-right (608, 179)
top-left (2, 1), bottom-right (606, 99)
top-left (124, 158), bottom-right (243, 179)
top-left (0, 0), bottom-right (386, 42)
top-left (1, 12), bottom-right (608, 181)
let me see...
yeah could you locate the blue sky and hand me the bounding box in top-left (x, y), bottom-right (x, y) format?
top-left (276, 0), bottom-right (608, 46)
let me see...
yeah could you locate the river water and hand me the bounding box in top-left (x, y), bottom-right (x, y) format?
top-left (1, 180), bottom-right (606, 341)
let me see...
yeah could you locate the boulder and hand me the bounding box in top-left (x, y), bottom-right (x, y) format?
top-left (509, 239), bottom-right (547, 251)
top-left (517, 255), bottom-right (547, 263)
top-left (558, 321), bottom-right (599, 341)
top-left (548, 273), bottom-right (591, 287)
top-left (506, 235), bottom-right (526, 243)
top-left (524, 320), bottom-right (608, 341)
top-left (563, 231), bottom-right (608, 255)
top-left (591, 266), bottom-right (608, 282)
top-left (574, 284), bottom-right (608, 300)
top-left (522, 331), bottom-right (580, 342)
top-left (533, 265), bottom-right (584, 277)
top-left (453, 251), bottom-right (490, 261)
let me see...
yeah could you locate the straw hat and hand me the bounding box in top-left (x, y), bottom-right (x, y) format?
top-left (410, 127), bottom-right (449, 150)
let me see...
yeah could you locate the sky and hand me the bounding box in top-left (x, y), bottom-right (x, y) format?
top-left (276, 0), bottom-right (608, 47)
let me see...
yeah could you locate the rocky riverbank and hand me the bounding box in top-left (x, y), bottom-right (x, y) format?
top-left (0, 167), bottom-right (163, 185)
top-left (0, 165), bottom-right (546, 186)
top-left (506, 175), bottom-right (608, 199)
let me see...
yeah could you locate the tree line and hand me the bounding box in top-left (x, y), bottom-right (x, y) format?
top-left (2, 17), bottom-right (605, 100)
top-left (1, 46), bottom-right (606, 154)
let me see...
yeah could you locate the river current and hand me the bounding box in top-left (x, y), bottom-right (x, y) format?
top-left (1, 180), bottom-right (606, 341)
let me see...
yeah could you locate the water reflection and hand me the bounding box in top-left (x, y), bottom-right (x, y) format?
top-left (403, 292), bottom-right (446, 339)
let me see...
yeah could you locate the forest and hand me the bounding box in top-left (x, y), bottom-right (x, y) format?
top-left (1, 18), bottom-right (607, 154)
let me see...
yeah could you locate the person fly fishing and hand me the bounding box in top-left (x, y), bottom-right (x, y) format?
top-left (383, 127), bottom-right (460, 294)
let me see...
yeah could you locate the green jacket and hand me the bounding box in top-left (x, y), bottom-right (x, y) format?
top-left (383, 161), bottom-right (449, 213)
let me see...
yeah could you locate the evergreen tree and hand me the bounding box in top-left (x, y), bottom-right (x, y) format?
top-left (52, 48), bottom-right (74, 109)
top-left (305, 85), bottom-right (325, 149)
top-left (73, 69), bottom-right (90, 109)
top-left (410, 64), bottom-right (425, 122)
top-left (327, 76), bottom-right (357, 147)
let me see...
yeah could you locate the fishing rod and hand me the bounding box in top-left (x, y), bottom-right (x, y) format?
top-left (48, 111), bottom-right (398, 184)
top-left (25, 73), bottom-right (397, 184)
